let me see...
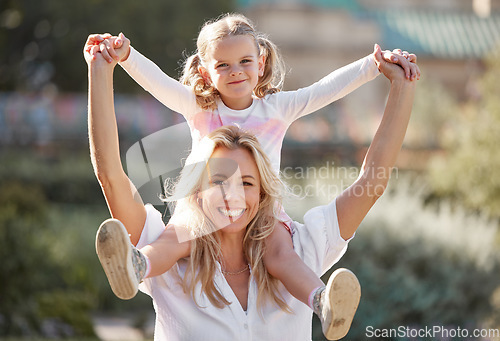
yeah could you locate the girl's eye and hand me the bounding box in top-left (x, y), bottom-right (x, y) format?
top-left (241, 59), bottom-right (252, 64)
top-left (216, 63), bottom-right (228, 68)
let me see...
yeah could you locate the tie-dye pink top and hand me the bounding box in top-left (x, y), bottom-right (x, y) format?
top-left (121, 47), bottom-right (379, 174)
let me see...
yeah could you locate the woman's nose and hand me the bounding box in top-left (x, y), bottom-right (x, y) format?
top-left (222, 182), bottom-right (244, 201)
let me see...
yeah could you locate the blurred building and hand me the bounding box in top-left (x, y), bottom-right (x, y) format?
top-left (1, 0), bottom-right (499, 169)
top-left (238, 0), bottom-right (500, 167)
top-left (241, 0), bottom-right (500, 95)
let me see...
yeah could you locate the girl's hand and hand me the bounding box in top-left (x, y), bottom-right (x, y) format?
top-left (373, 44), bottom-right (420, 81)
top-left (373, 44), bottom-right (414, 83)
top-left (100, 33), bottom-right (131, 63)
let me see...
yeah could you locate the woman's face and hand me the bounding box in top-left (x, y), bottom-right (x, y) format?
top-left (198, 146), bottom-right (261, 236)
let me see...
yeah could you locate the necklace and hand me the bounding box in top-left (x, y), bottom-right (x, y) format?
top-left (221, 264), bottom-right (250, 276)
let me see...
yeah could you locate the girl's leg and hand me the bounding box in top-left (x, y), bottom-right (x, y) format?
top-left (263, 222), bottom-right (323, 306)
top-left (96, 219), bottom-right (190, 300)
top-left (263, 222), bottom-right (360, 340)
top-left (140, 225), bottom-right (190, 278)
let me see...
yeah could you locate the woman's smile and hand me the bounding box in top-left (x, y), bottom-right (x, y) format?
top-left (199, 146), bottom-right (261, 234)
top-left (217, 207), bottom-right (246, 218)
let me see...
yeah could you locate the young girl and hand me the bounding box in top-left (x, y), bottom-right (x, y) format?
top-left (86, 13), bottom-right (419, 340)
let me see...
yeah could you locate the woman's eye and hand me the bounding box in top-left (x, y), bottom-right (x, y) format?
top-left (243, 181), bottom-right (253, 186)
top-left (211, 179), bottom-right (228, 186)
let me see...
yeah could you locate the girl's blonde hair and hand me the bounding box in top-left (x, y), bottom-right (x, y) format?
top-left (180, 13), bottom-right (286, 111)
top-left (164, 126), bottom-right (291, 313)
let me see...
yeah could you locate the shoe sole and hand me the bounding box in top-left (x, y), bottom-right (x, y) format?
top-left (95, 218), bottom-right (138, 300)
top-left (323, 268), bottom-right (361, 340)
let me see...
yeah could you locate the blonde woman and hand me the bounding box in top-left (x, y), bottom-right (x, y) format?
top-left (85, 33), bottom-right (417, 340)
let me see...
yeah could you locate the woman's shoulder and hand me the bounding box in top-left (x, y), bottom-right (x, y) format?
top-left (291, 200), bottom-right (350, 274)
top-left (136, 204), bottom-right (167, 248)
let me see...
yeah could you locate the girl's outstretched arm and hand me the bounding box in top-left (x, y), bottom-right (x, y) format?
top-left (85, 33), bottom-right (196, 116)
top-left (335, 45), bottom-right (418, 240)
top-left (85, 36), bottom-right (146, 245)
top-left (277, 44), bottom-right (419, 123)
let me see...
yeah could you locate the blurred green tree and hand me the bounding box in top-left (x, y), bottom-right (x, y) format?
top-left (0, 181), bottom-right (97, 337)
top-left (428, 50), bottom-right (500, 219)
top-left (0, 150), bottom-right (153, 337)
top-left (0, 181), bottom-right (51, 335)
top-left (0, 0), bottom-right (234, 93)
top-left (304, 179), bottom-right (500, 340)
top-left (405, 77), bottom-right (457, 149)
top-left (0, 167), bottom-right (100, 337)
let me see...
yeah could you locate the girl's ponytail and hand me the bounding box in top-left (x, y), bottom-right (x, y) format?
top-left (180, 53), bottom-right (219, 111)
top-left (255, 36), bottom-right (285, 98)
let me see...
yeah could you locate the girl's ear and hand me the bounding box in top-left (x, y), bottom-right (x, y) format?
top-left (258, 54), bottom-right (266, 77)
top-left (198, 65), bottom-right (212, 85)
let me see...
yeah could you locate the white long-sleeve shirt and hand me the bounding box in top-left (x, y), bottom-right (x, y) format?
top-left (137, 198), bottom-right (350, 341)
top-left (120, 47), bottom-right (379, 173)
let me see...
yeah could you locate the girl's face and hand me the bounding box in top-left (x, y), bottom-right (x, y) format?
top-left (200, 35), bottom-right (265, 110)
top-left (198, 146), bottom-right (261, 237)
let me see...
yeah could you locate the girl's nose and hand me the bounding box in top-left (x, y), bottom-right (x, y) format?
top-left (230, 65), bottom-right (242, 76)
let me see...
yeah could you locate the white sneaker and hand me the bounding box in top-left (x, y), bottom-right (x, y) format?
top-left (321, 268), bottom-right (361, 340)
top-left (95, 219), bottom-right (147, 300)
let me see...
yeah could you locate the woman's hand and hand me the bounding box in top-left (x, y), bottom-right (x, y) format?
top-left (84, 33), bottom-right (110, 65)
top-left (373, 44), bottom-right (420, 81)
top-left (83, 33), bottom-right (131, 65)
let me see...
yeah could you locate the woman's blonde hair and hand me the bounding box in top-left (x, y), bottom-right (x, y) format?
top-left (180, 13), bottom-right (286, 111)
top-left (164, 126), bottom-right (291, 313)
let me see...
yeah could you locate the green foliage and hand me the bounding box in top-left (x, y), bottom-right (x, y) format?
top-left (405, 76), bottom-right (457, 148)
top-left (0, 149), bottom-right (105, 205)
top-left (0, 181), bottom-right (52, 336)
top-left (285, 172), bottom-right (500, 340)
top-left (0, 149), bottom-right (153, 337)
top-left (37, 290), bottom-right (96, 336)
top-left (428, 50), bottom-right (500, 219)
top-left (0, 0), bottom-right (235, 92)
top-left (0, 180), bottom-right (99, 337)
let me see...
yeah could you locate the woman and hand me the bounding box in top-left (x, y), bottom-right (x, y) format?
top-left (85, 41), bottom-right (417, 340)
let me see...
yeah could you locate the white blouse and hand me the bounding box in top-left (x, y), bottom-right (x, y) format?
top-left (137, 199), bottom-right (351, 341)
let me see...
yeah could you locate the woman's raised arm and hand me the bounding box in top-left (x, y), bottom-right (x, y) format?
top-left (85, 36), bottom-right (146, 245)
top-left (336, 45), bottom-right (418, 240)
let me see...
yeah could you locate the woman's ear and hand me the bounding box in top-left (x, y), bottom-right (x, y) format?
top-left (198, 65), bottom-right (212, 85)
top-left (260, 192), bottom-right (265, 203)
top-left (196, 191), bottom-right (203, 207)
